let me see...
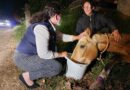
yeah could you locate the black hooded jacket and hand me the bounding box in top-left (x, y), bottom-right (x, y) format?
top-left (76, 11), bottom-right (117, 35)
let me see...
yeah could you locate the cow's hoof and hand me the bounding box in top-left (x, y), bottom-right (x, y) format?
top-left (89, 77), bottom-right (105, 90)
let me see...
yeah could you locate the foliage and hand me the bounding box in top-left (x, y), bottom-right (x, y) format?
top-left (44, 76), bottom-right (66, 90)
top-left (56, 7), bottom-right (82, 52)
top-left (58, 8), bottom-right (82, 34)
top-left (14, 23), bottom-right (26, 42)
top-left (28, 0), bottom-right (48, 14)
top-left (28, 0), bottom-right (73, 14)
top-left (90, 53), bottom-right (114, 80)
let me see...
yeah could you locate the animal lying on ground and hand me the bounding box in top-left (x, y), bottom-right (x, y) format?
top-left (71, 28), bottom-right (130, 89)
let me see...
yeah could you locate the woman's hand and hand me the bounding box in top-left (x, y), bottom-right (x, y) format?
top-left (111, 30), bottom-right (121, 42)
top-left (73, 31), bottom-right (87, 41)
top-left (58, 51), bottom-right (68, 57)
top-left (72, 28), bottom-right (92, 41)
top-left (78, 28), bottom-right (92, 40)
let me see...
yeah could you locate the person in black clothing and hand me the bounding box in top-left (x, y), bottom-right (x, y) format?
top-left (75, 1), bottom-right (121, 89)
top-left (76, 0), bottom-right (121, 42)
top-left (66, 0), bottom-right (121, 53)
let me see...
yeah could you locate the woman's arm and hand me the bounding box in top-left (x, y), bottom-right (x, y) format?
top-left (34, 25), bottom-right (59, 59)
top-left (34, 25), bottom-right (68, 59)
top-left (62, 32), bottom-right (86, 42)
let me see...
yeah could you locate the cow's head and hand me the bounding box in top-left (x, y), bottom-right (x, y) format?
top-left (71, 28), bottom-right (99, 64)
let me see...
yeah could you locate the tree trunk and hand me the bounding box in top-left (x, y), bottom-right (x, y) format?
top-left (24, 3), bottom-right (31, 28)
top-left (117, 0), bottom-right (130, 16)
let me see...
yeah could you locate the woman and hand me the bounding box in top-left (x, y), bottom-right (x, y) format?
top-left (13, 2), bottom-right (84, 89)
top-left (76, 0), bottom-right (121, 42)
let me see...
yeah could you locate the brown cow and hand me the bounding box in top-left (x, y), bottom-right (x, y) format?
top-left (71, 28), bottom-right (130, 89)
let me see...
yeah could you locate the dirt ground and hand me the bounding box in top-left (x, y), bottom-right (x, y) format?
top-left (0, 29), bottom-right (26, 90)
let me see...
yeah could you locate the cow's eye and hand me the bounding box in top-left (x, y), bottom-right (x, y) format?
top-left (80, 45), bottom-right (85, 48)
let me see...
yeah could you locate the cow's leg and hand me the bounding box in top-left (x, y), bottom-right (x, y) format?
top-left (89, 55), bottom-right (120, 90)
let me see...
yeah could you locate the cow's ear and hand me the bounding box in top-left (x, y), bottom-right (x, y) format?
top-left (85, 27), bottom-right (94, 41)
top-left (85, 27), bottom-right (92, 37)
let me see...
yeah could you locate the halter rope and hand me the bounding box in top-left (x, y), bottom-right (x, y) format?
top-left (97, 33), bottom-right (109, 66)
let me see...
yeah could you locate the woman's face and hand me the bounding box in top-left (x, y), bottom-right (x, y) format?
top-left (56, 14), bottom-right (61, 26)
top-left (83, 2), bottom-right (93, 16)
top-left (50, 14), bottom-right (61, 26)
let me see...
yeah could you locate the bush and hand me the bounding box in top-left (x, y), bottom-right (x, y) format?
top-left (14, 23), bottom-right (26, 42)
top-left (56, 8), bottom-right (82, 51)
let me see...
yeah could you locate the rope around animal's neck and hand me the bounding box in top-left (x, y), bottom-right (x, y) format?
top-left (97, 33), bottom-right (109, 66)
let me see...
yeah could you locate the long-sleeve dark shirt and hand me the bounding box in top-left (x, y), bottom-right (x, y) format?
top-left (76, 11), bottom-right (117, 35)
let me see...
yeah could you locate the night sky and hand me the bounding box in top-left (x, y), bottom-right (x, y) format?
top-left (0, 0), bottom-right (26, 18)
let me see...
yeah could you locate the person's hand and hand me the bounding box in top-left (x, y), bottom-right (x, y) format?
top-left (72, 33), bottom-right (85, 41)
top-left (75, 30), bottom-right (88, 40)
top-left (78, 31), bottom-right (87, 39)
top-left (73, 28), bottom-right (92, 40)
top-left (111, 30), bottom-right (121, 42)
top-left (58, 51), bottom-right (68, 57)
top-left (78, 28), bottom-right (92, 39)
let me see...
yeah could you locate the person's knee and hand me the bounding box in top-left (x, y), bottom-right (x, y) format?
top-left (53, 62), bottom-right (62, 74)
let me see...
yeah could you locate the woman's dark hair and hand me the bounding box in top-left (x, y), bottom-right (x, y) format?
top-left (82, 0), bottom-right (96, 8)
top-left (30, 2), bottom-right (61, 24)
